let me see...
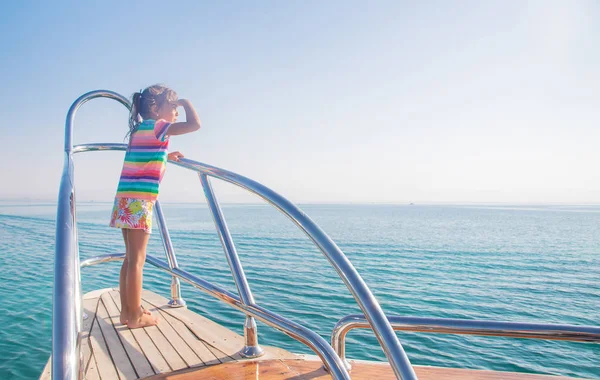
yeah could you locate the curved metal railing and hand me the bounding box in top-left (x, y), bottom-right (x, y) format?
top-left (53, 90), bottom-right (130, 380)
top-left (53, 90), bottom-right (417, 379)
top-left (332, 314), bottom-right (600, 370)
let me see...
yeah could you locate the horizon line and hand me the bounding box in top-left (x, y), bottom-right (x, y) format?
top-left (2, 199), bottom-right (600, 207)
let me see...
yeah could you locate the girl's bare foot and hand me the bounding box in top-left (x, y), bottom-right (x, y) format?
top-left (120, 306), bottom-right (152, 325)
top-left (127, 311), bottom-right (159, 329)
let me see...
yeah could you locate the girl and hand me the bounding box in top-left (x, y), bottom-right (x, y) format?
top-left (109, 84), bottom-right (201, 329)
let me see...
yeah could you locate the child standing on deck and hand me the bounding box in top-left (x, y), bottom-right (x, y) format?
top-left (109, 84), bottom-right (201, 329)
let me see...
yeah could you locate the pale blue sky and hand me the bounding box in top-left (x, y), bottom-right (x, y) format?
top-left (1, 1), bottom-right (599, 203)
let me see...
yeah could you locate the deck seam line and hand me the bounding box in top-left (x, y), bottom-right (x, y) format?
top-left (143, 297), bottom-right (235, 363)
top-left (142, 320), bottom-right (174, 372)
top-left (85, 297), bottom-right (101, 377)
top-left (103, 293), bottom-right (141, 379)
top-left (152, 304), bottom-right (205, 366)
top-left (108, 290), bottom-right (157, 377)
top-left (200, 339), bottom-right (231, 363)
top-left (97, 299), bottom-right (125, 380)
top-left (145, 301), bottom-right (190, 369)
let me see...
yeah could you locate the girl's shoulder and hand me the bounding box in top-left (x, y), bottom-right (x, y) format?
top-left (132, 119), bottom-right (170, 143)
top-left (140, 119), bottom-right (157, 126)
top-left (140, 119), bottom-right (170, 128)
top-left (134, 119), bottom-right (158, 132)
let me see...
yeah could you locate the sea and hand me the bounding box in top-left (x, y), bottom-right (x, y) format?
top-left (0, 201), bottom-right (598, 379)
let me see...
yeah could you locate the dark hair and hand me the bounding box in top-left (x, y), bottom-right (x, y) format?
top-left (127, 84), bottom-right (178, 141)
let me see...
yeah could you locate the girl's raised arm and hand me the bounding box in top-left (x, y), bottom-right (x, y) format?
top-left (166, 99), bottom-right (201, 136)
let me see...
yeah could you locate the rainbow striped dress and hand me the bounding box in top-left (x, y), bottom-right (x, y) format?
top-left (109, 119), bottom-right (171, 232)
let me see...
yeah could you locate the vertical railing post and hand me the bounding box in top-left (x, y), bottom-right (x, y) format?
top-left (154, 201), bottom-right (186, 308)
top-left (56, 90), bottom-right (132, 380)
top-left (199, 173), bottom-right (264, 358)
top-left (72, 191), bottom-right (84, 378)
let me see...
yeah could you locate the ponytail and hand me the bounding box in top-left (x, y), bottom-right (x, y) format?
top-left (126, 91), bottom-right (143, 142)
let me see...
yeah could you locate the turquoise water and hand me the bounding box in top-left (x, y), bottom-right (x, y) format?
top-left (0, 202), bottom-right (598, 379)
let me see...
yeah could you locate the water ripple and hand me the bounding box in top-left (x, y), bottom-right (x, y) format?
top-left (0, 205), bottom-right (599, 379)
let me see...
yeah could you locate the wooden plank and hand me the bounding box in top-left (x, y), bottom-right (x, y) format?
top-left (141, 290), bottom-right (244, 354)
top-left (104, 291), bottom-right (155, 378)
top-left (109, 289), bottom-right (124, 314)
top-left (143, 318), bottom-right (188, 371)
top-left (85, 353), bottom-right (101, 380)
top-left (38, 358), bottom-right (51, 380)
top-left (89, 314), bottom-right (120, 379)
top-left (202, 342), bottom-right (237, 364)
top-left (96, 298), bottom-right (138, 379)
top-left (133, 327), bottom-right (173, 374)
top-left (111, 290), bottom-right (172, 374)
top-left (152, 304), bottom-right (221, 366)
top-left (81, 297), bottom-right (99, 373)
top-left (141, 299), bottom-right (203, 368)
top-left (84, 287), bottom-right (116, 300)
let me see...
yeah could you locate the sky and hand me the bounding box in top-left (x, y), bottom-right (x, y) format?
top-left (1, 0), bottom-right (599, 204)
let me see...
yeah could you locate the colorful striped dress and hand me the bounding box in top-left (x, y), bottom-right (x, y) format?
top-left (109, 119), bottom-right (171, 233)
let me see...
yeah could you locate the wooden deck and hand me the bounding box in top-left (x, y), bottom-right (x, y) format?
top-left (40, 289), bottom-right (586, 380)
top-left (40, 288), bottom-right (297, 380)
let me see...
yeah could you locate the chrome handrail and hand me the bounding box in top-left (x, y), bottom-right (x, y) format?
top-left (55, 90), bottom-right (417, 380)
top-left (333, 314), bottom-right (600, 370)
top-left (53, 90), bottom-right (130, 380)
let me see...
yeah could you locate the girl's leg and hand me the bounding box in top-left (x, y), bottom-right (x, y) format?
top-left (119, 229), bottom-right (151, 324)
top-left (125, 229), bottom-right (158, 328)
top-left (119, 229), bottom-right (129, 324)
